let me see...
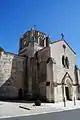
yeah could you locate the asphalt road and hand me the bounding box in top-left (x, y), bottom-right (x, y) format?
top-left (1, 108), bottom-right (80, 120)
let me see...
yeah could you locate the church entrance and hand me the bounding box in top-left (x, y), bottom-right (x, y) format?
top-left (65, 87), bottom-right (70, 100)
top-left (65, 86), bottom-right (72, 101)
top-left (62, 72), bottom-right (73, 101)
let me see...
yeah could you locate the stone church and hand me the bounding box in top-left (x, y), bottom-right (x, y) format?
top-left (0, 28), bottom-right (80, 102)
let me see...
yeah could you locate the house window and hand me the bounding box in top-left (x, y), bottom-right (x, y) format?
top-left (62, 55), bottom-right (65, 67)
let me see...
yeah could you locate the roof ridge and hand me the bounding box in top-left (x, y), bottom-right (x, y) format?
top-left (50, 39), bottom-right (76, 54)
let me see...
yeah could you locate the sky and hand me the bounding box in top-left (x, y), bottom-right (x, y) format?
top-left (0, 0), bottom-right (80, 66)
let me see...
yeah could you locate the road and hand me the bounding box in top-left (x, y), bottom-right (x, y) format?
top-left (1, 108), bottom-right (80, 120)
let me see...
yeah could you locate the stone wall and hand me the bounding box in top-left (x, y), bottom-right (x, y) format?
top-left (50, 40), bottom-right (76, 84)
top-left (76, 68), bottom-right (80, 99)
top-left (37, 47), bottom-right (50, 99)
top-left (50, 40), bottom-right (77, 102)
top-left (26, 47), bottom-right (50, 100)
top-left (0, 51), bottom-right (26, 98)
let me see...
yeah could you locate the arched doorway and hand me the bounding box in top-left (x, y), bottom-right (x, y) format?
top-left (65, 86), bottom-right (72, 100)
top-left (65, 78), bottom-right (73, 100)
top-left (62, 73), bottom-right (73, 101)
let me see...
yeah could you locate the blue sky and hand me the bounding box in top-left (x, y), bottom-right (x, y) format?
top-left (0, 0), bottom-right (80, 66)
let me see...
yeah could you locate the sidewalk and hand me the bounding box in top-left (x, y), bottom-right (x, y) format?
top-left (0, 100), bottom-right (80, 119)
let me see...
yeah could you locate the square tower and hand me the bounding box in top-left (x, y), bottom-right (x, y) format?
top-left (18, 30), bottom-right (50, 57)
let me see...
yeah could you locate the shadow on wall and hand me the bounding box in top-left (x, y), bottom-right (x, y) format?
top-left (0, 53), bottom-right (27, 101)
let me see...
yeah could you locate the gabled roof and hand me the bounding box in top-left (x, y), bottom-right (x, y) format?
top-left (50, 39), bottom-right (76, 55)
top-left (62, 72), bottom-right (73, 84)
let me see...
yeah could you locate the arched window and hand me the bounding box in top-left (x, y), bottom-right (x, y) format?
top-left (40, 39), bottom-right (44, 47)
top-left (46, 37), bottom-right (49, 47)
top-left (62, 44), bottom-right (66, 49)
top-left (65, 57), bottom-right (69, 68)
top-left (62, 55), bottom-right (65, 67)
top-left (31, 36), bottom-right (34, 42)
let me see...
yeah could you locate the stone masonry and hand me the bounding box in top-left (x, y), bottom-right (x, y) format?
top-left (0, 28), bottom-right (80, 103)
top-left (0, 51), bottom-right (26, 98)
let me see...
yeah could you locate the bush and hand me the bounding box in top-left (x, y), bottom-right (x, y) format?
top-left (34, 99), bottom-right (41, 106)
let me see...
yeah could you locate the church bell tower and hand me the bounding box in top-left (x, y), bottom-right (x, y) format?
top-left (18, 26), bottom-right (50, 57)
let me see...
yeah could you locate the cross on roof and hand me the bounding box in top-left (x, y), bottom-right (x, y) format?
top-left (31, 25), bottom-right (36, 30)
top-left (60, 33), bottom-right (64, 39)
